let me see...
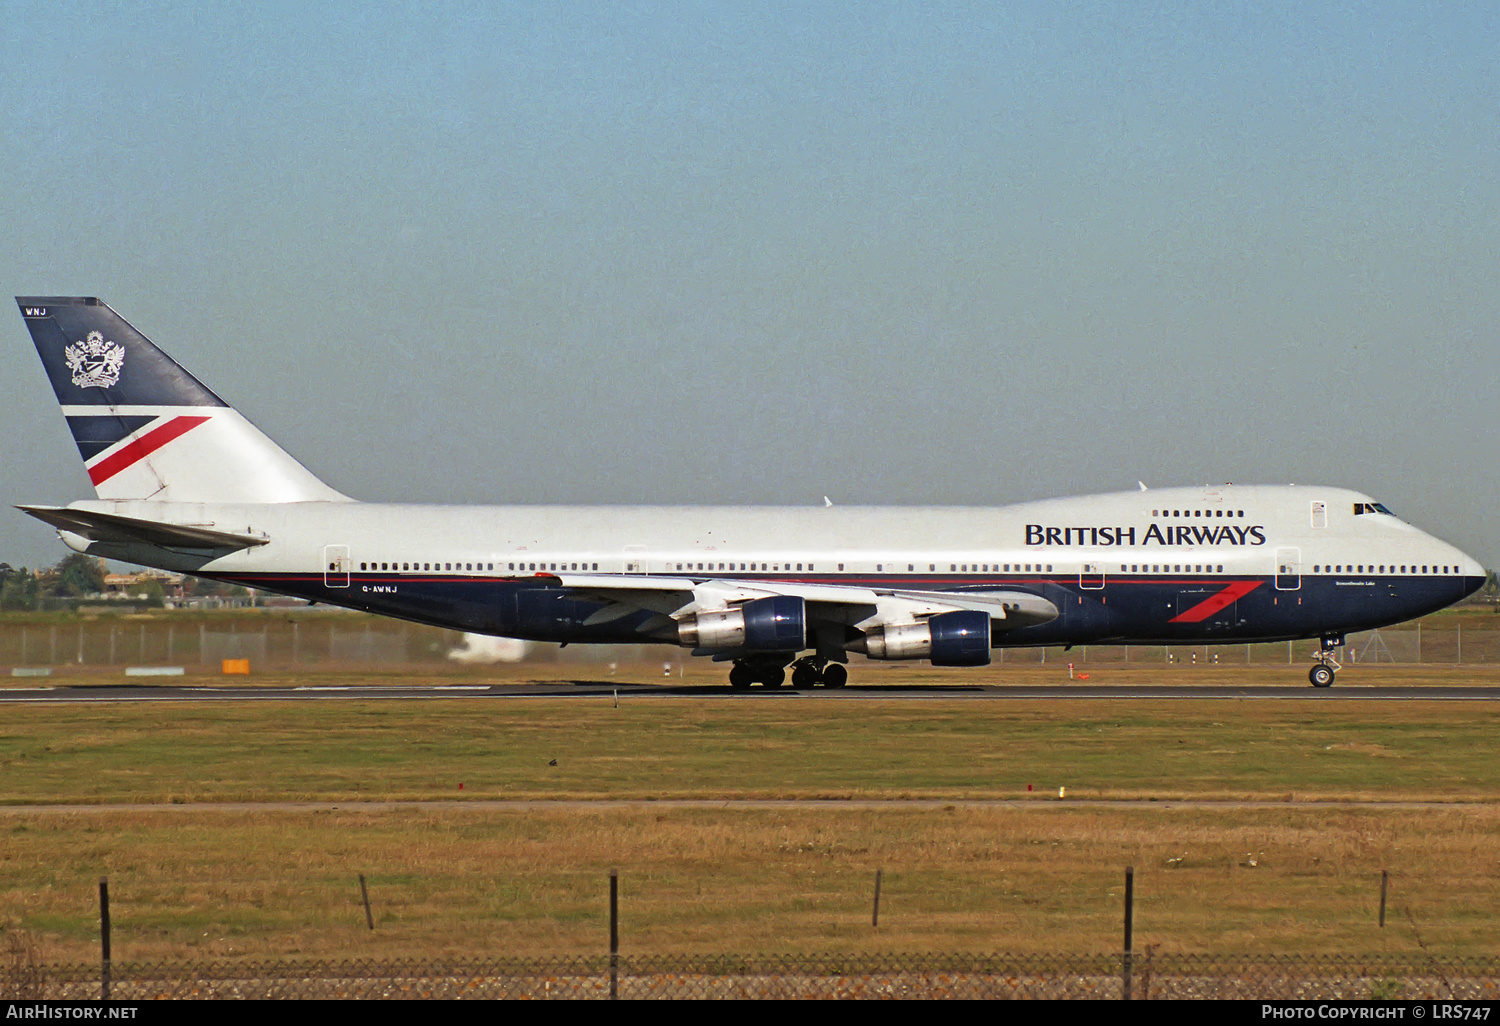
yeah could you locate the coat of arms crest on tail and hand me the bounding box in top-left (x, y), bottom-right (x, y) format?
top-left (64, 331), bottom-right (125, 388)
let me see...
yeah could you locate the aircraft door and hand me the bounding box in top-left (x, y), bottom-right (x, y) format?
top-left (1079, 562), bottom-right (1105, 590)
top-left (1275, 547), bottom-right (1301, 591)
top-left (623, 545), bottom-right (647, 574)
top-left (323, 545), bottom-right (351, 588)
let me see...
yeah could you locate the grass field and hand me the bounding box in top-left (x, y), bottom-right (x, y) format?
top-left (2, 670), bottom-right (1499, 962)
top-left (6, 804), bottom-right (1499, 962)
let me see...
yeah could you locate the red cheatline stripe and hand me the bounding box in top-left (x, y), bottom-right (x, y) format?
top-left (87, 415), bottom-right (212, 486)
top-left (1169, 580), bottom-right (1264, 623)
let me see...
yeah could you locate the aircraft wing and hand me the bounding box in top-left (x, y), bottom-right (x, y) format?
top-left (17, 505), bottom-right (271, 551)
top-left (541, 572), bottom-right (1058, 634)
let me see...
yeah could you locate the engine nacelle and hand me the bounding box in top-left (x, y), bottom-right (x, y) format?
top-left (677, 595), bottom-right (807, 652)
top-left (854, 609), bottom-right (992, 666)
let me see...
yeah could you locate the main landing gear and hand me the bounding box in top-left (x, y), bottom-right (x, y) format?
top-left (729, 656), bottom-right (847, 689)
top-left (1309, 635), bottom-right (1343, 688)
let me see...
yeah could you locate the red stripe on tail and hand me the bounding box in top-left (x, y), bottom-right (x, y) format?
top-left (87, 415), bottom-right (212, 486)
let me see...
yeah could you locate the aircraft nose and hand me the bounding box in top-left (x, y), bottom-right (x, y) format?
top-left (1456, 549), bottom-right (1489, 601)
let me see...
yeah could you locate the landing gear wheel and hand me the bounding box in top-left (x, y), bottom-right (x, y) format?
top-left (761, 667), bottom-right (786, 688)
top-left (821, 664), bottom-right (848, 688)
top-left (791, 663), bottom-right (820, 689)
top-left (728, 665), bottom-right (753, 689)
top-left (1309, 664), bottom-right (1335, 688)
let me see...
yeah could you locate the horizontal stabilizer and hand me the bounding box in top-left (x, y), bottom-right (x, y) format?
top-left (17, 505), bottom-right (270, 551)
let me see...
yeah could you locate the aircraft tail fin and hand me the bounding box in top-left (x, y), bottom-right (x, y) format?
top-left (16, 297), bottom-right (349, 504)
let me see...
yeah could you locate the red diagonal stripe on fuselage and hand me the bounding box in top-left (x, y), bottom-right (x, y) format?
top-left (1169, 580), bottom-right (1264, 623)
top-left (87, 415), bottom-right (212, 486)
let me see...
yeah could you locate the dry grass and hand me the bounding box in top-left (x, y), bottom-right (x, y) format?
top-left (3, 674), bottom-right (1499, 962)
top-left (2, 804), bottom-right (1497, 962)
top-left (1, 696), bottom-right (1500, 803)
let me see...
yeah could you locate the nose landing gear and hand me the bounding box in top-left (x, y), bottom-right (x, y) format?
top-left (1309, 635), bottom-right (1343, 688)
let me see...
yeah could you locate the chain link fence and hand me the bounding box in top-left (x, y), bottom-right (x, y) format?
top-left (2, 616), bottom-right (1498, 671)
top-left (5, 952), bottom-right (1500, 1000)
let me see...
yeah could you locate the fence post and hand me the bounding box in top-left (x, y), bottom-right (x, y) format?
top-left (359, 874), bottom-right (374, 930)
top-left (872, 869), bottom-right (883, 927)
top-left (609, 869), bottom-right (619, 1000)
top-left (99, 876), bottom-right (111, 1001)
top-left (1122, 866), bottom-right (1134, 1000)
top-left (1379, 870), bottom-right (1388, 928)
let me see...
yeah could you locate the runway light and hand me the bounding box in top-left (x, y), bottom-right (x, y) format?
top-left (1027, 784), bottom-right (1033, 792)
top-left (1058, 787), bottom-right (1066, 799)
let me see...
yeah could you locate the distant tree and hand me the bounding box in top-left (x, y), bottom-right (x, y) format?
top-left (0, 567), bottom-right (40, 610)
top-left (139, 578), bottom-right (166, 609)
top-left (51, 554), bottom-right (106, 597)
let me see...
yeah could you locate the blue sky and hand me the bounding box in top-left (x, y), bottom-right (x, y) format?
top-left (2, 2), bottom-right (1497, 568)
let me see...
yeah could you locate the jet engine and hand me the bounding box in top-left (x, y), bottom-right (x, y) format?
top-left (852, 609), bottom-right (992, 666)
top-left (677, 595), bottom-right (806, 652)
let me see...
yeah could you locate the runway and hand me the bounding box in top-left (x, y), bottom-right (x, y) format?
top-left (3, 681), bottom-right (1500, 702)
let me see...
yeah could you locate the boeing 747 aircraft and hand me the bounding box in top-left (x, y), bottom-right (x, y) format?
top-left (15, 297), bottom-right (1486, 688)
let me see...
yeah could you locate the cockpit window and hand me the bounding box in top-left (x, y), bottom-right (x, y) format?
top-left (1353, 502), bottom-right (1396, 516)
